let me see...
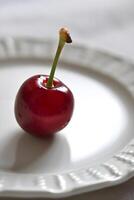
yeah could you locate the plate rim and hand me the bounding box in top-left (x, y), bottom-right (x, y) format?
top-left (0, 37), bottom-right (134, 198)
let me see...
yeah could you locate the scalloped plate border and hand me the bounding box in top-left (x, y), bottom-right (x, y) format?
top-left (0, 37), bottom-right (134, 198)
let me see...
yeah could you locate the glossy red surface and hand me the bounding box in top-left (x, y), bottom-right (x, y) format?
top-left (15, 75), bottom-right (74, 137)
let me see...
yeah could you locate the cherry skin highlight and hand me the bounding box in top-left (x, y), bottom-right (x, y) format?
top-left (15, 75), bottom-right (74, 137)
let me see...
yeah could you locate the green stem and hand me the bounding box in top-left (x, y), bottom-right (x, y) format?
top-left (46, 38), bottom-right (65, 88)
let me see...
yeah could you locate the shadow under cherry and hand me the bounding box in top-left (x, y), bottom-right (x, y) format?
top-left (0, 129), bottom-right (71, 174)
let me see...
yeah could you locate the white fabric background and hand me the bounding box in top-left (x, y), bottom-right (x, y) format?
top-left (0, 0), bottom-right (134, 199)
top-left (0, 0), bottom-right (134, 60)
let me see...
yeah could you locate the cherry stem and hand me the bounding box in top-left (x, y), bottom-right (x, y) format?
top-left (46, 38), bottom-right (65, 88)
top-left (46, 27), bottom-right (72, 88)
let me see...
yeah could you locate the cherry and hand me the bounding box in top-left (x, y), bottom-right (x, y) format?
top-left (15, 28), bottom-right (74, 137)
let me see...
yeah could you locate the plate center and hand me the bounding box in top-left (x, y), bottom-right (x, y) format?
top-left (0, 61), bottom-right (134, 174)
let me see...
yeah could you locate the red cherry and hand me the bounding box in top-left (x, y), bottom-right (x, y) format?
top-left (14, 27), bottom-right (74, 137)
top-left (15, 75), bottom-right (74, 137)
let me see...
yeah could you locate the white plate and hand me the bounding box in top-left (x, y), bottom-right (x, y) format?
top-left (0, 38), bottom-right (134, 198)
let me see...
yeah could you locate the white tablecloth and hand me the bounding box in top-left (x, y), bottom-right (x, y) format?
top-left (1, 0), bottom-right (134, 199)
